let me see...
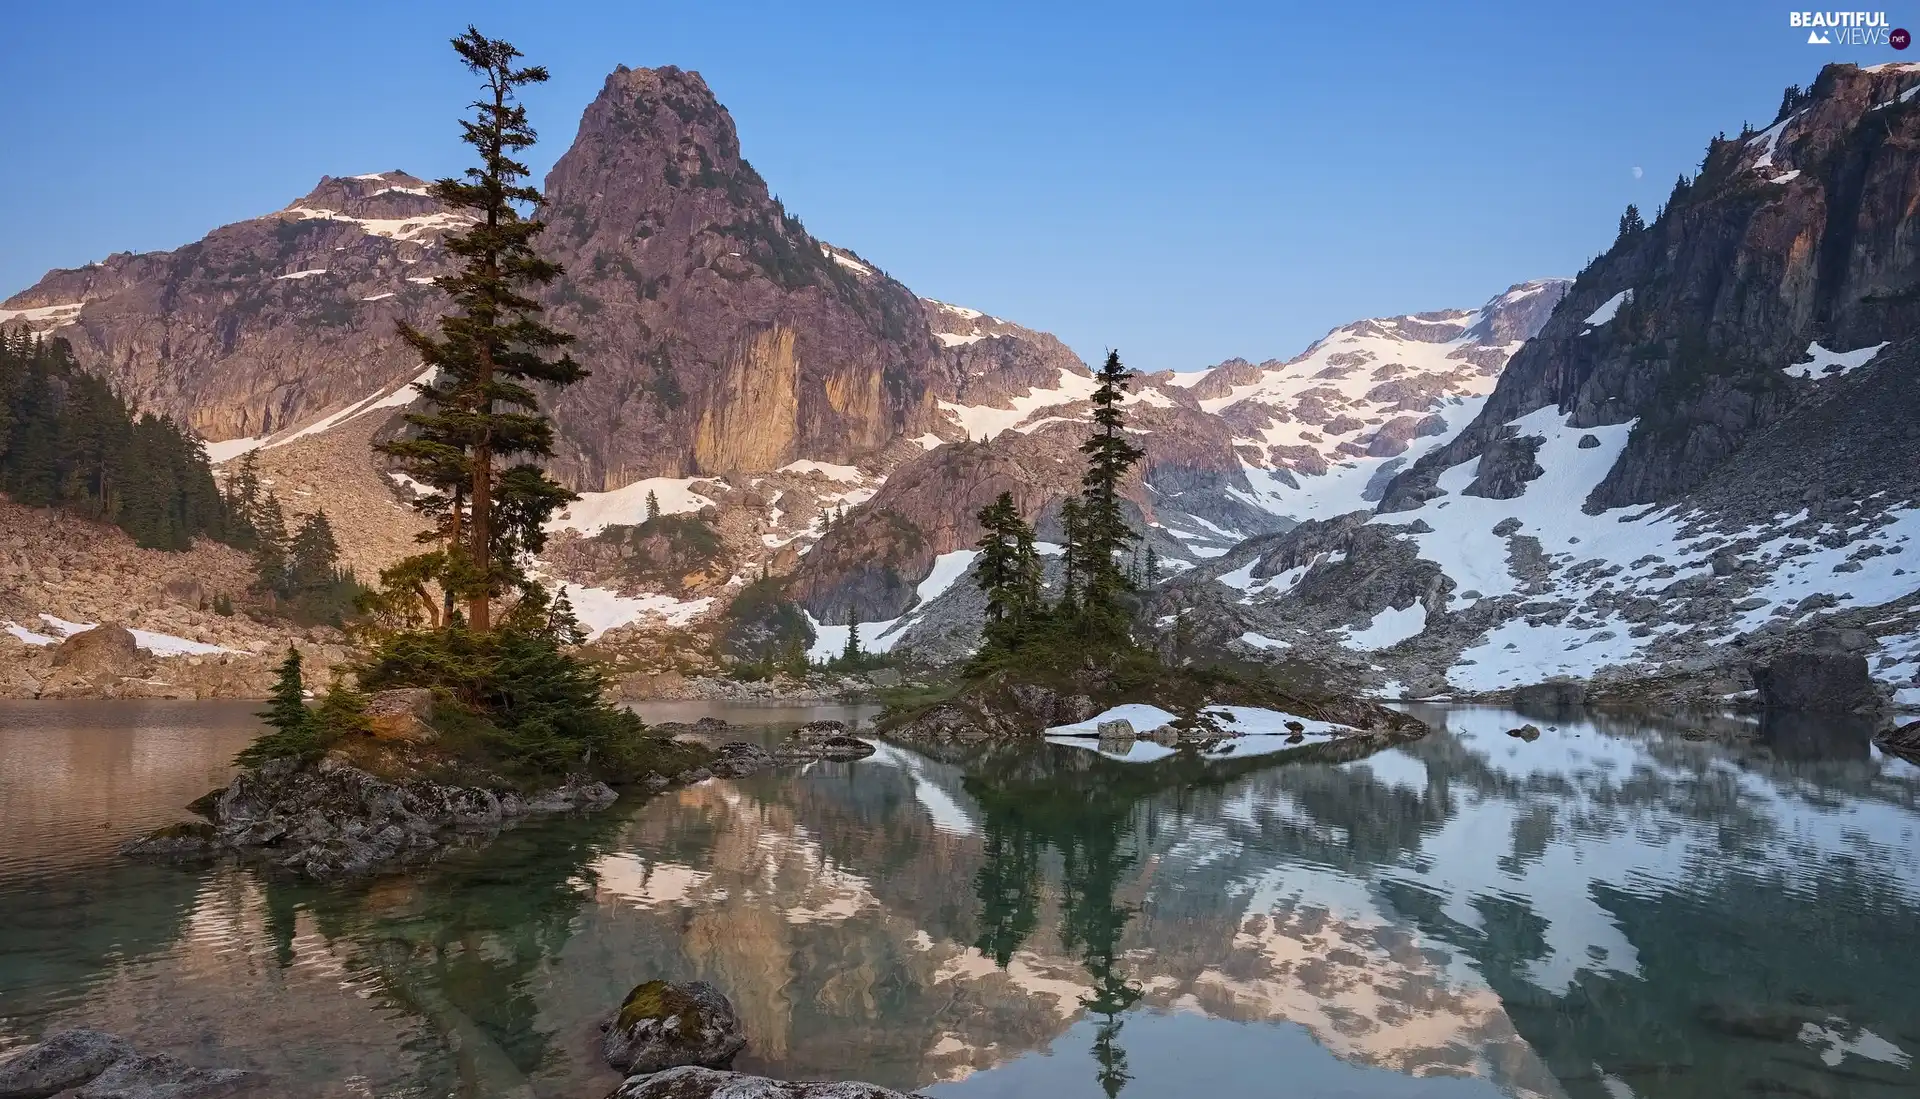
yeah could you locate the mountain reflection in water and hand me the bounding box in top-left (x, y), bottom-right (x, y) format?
top-left (1, 701), bottom-right (1917, 1097)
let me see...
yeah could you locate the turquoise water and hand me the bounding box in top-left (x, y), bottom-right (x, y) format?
top-left (1, 700), bottom-right (1917, 1097)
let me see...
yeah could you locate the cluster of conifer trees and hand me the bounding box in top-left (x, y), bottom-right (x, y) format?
top-left (0, 329), bottom-right (228, 549)
top-left (223, 450), bottom-right (362, 624)
top-left (971, 350), bottom-right (1148, 664)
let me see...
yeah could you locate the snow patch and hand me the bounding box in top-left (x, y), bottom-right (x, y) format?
top-left (1785, 340), bottom-right (1887, 380)
top-left (549, 477), bottom-right (719, 537)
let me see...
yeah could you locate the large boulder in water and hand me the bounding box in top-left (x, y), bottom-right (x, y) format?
top-left (611, 1066), bottom-right (921, 1099)
top-left (1751, 651), bottom-right (1878, 712)
top-left (602, 980), bottom-right (747, 1075)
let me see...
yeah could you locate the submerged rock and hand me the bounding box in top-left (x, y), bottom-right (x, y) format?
top-left (73, 1052), bottom-right (251, 1099)
top-left (0, 1029), bottom-right (249, 1099)
top-left (602, 980), bottom-right (747, 1075)
top-left (0, 1029), bottom-right (134, 1098)
top-left (611, 1066), bottom-right (922, 1099)
top-left (1506, 724), bottom-right (1542, 741)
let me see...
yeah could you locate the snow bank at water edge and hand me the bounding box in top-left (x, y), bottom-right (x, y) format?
top-left (1046, 704), bottom-right (1358, 763)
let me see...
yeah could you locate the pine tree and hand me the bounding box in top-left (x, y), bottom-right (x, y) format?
top-left (1143, 546), bottom-right (1159, 588)
top-left (974, 491), bottom-right (1044, 655)
top-left (1073, 351), bottom-right (1146, 633)
top-left (1617, 204), bottom-right (1645, 239)
top-left (236, 646), bottom-right (313, 767)
top-left (645, 489), bottom-right (660, 522)
top-left (842, 606), bottom-right (861, 664)
top-left (377, 27), bottom-right (585, 632)
top-left (251, 492), bottom-right (290, 597)
top-left (288, 511), bottom-right (342, 594)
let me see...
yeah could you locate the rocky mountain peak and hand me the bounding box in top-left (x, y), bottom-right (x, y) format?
top-left (544, 66), bottom-right (767, 231)
top-left (290, 171), bottom-right (443, 220)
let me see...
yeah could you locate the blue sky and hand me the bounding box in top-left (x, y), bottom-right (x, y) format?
top-left (1, 2), bottom-right (1907, 371)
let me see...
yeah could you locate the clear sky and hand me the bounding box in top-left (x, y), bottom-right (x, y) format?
top-left (1, 1), bottom-right (1907, 371)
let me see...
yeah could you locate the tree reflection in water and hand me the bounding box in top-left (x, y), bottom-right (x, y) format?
top-left (970, 762), bottom-right (1147, 1096)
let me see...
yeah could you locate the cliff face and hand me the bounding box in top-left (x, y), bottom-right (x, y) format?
top-left (1384, 62), bottom-right (1920, 514)
top-left (1168, 63), bottom-right (1920, 701)
top-left (1, 68), bottom-right (944, 489)
top-left (534, 66), bottom-right (940, 487)
top-left (0, 171), bottom-right (462, 441)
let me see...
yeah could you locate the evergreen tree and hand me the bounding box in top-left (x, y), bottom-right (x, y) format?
top-left (645, 489), bottom-right (660, 522)
top-left (1072, 351), bottom-right (1146, 635)
top-left (1777, 83), bottom-right (1807, 123)
top-left (250, 493), bottom-right (291, 597)
top-left (288, 511), bottom-right (342, 593)
top-left (1143, 546), bottom-right (1158, 588)
top-left (842, 606), bottom-right (861, 664)
top-left (377, 27), bottom-right (585, 633)
top-left (0, 331), bottom-right (231, 549)
top-left (1058, 497), bottom-right (1083, 609)
top-left (236, 647), bottom-right (313, 767)
top-left (974, 491), bottom-right (1045, 655)
top-left (1617, 203), bottom-right (1645, 239)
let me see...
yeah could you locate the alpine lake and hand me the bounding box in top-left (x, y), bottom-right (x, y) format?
top-left (2, 698), bottom-right (1917, 1098)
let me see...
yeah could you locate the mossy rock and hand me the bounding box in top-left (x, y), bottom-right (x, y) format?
top-left (603, 979), bottom-right (746, 1074)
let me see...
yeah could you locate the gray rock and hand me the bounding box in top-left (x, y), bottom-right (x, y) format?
top-left (789, 720), bottom-right (849, 743)
top-left (1752, 651), bottom-right (1878, 712)
top-left (1506, 724), bottom-right (1542, 741)
top-left (773, 732), bottom-right (874, 763)
top-left (123, 757), bottom-right (624, 880)
top-left (1511, 680), bottom-right (1587, 712)
top-left (73, 1053), bottom-right (251, 1099)
top-left (602, 981), bottom-right (747, 1075)
top-left (0, 1029), bottom-right (133, 1098)
top-left (708, 743), bottom-right (777, 778)
top-left (1576, 433), bottom-right (1600, 449)
top-left (611, 1066), bottom-right (921, 1099)
top-left (1095, 718), bottom-right (1135, 737)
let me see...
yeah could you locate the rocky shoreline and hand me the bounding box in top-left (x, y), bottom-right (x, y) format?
top-left (120, 718), bottom-right (877, 880)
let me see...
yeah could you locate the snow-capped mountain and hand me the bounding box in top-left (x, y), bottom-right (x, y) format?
top-left (1161, 62), bottom-right (1920, 706)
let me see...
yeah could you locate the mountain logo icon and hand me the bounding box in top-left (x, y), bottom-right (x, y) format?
top-left (1808, 29), bottom-right (1832, 43)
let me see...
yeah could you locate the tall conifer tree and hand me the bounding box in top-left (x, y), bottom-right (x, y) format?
top-left (379, 27), bottom-right (585, 632)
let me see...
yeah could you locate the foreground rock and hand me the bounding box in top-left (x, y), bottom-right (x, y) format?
top-left (121, 755), bottom-right (633, 878)
top-left (612, 1066), bottom-right (923, 1099)
top-left (0, 1029), bottom-right (251, 1099)
top-left (602, 981), bottom-right (747, 1075)
top-left (1751, 650), bottom-right (1879, 713)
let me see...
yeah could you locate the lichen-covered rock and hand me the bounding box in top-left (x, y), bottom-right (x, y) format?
top-left (602, 980), bottom-right (747, 1075)
top-left (611, 1066), bottom-right (922, 1099)
top-left (708, 742), bottom-right (776, 778)
top-left (1095, 718), bottom-right (1135, 738)
top-left (0, 1028), bottom-right (133, 1098)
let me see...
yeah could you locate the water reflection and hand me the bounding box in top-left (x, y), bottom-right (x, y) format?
top-left (0, 703), bottom-right (1917, 1098)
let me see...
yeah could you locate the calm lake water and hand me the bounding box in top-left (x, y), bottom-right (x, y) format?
top-left (2, 699), bottom-right (1918, 1098)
